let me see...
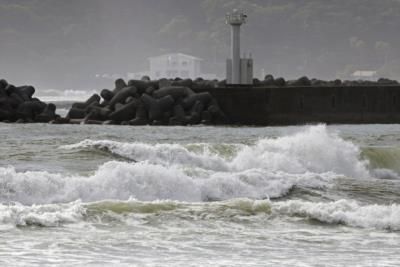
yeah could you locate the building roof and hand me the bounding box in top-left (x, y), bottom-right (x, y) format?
top-left (148, 53), bottom-right (203, 61)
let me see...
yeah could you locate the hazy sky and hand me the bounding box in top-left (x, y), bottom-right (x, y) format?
top-left (1, 0), bottom-right (400, 90)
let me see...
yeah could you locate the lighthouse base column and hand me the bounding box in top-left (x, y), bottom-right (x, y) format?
top-left (226, 59), bottom-right (232, 84)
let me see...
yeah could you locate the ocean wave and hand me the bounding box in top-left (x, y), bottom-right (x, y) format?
top-left (231, 125), bottom-right (370, 177)
top-left (0, 201), bottom-right (84, 228)
top-left (62, 125), bottom-right (400, 180)
top-left (274, 199), bottom-right (400, 231)
top-left (2, 198), bottom-right (400, 232)
top-left (61, 125), bottom-right (371, 178)
top-left (0, 125), bottom-right (375, 204)
top-left (362, 147), bottom-right (400, 175)
top-left (0, 162), bottom-right (329, 204)
top-left (0, 162), bottom-right (200, 204)
top-left (61, 140), bottom-right (232, 172)
top-left (85, 198), bottom-right (273, 223)
top-left (0, 198), bottom-right (272, 228)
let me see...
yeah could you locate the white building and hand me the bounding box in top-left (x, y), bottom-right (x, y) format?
top-left (148, 53), bottom-right (202, 79)
top-left (127, 53), bottom-right (219, 80)
top-left (352, 70), bottom-right (378, 81)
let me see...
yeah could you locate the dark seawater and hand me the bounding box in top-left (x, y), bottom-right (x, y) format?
top-left (1, 123), bottom-right (400, 266)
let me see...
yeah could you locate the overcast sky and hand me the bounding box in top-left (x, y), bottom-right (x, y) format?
top-left (1, 0), bottom-right (400, 90)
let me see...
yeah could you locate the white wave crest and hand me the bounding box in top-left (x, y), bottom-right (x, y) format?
top-left (0, 201), bottom-right (84, 228)
top-left (61, 140), bottom-right (230, 172)
top-left (231, 125), bottom-right (370, 177)
top-left (61, 125), bottom-right (370, 178)
top-left (0, 162), bottom-right (322, 204)
top-left (274, 199), bottom-right (400, 230)
top-left (0, 162), bottom-right (199, 204)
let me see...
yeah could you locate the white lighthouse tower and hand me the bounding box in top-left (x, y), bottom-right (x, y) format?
top-left (226, 9), bottom-right (253, 85)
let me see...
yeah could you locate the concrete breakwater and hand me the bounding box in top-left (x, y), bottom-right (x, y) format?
top-left (201, 76), bottom-right (400, 125)
top-left (65, 75), bottom-right (400, 126)
top-left (0, 79), bottom-right (59, 123)
top-left (2, 75), bottom-right (400, 125)
top-left (64, 78), bottom-right (227, 126)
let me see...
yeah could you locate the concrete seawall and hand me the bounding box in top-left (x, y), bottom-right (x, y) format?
top-left (198, 85), bottom-right (400, 125)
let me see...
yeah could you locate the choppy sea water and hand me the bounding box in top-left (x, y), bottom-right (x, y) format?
top-left (1, 123), bottom-right (400, 266)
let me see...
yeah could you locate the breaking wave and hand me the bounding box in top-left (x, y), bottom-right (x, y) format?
top-left (0, 201), bottom-right (84, 228)
top-left (0, 199), bottom-right (271, 228)
top-left (62, 125), bottom-right (370, 177)
top-left (274, 199), bottom-right (400, 231)
top-left (0, 162), bottom-right (321, 204)
top-left (2, 198), bottom-right (400, 231)
top-left (0, 125), bottom-right (374, 205)
top-left (2, 124), bottom-right (399, 208)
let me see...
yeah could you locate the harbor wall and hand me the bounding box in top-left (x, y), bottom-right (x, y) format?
top-left (199, 86), bottom-right (400, 125)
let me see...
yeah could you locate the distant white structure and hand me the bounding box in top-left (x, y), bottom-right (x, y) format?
top-left (149, 53), bottom-right (202, 79)
top-left (128, 53), bottom-right (214, 80)
top-left (226, 9), bottom-right (253, 85)
top-left (352, 70), bottom-right (377, 81)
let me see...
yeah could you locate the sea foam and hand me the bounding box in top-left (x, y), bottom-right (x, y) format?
top-left (274, 199), bottom-right (400, 230)
top-left (0, 201), bottom-right (84, 227)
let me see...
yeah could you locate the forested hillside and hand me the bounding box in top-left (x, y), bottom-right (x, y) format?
top-left (1, 0), bottom-right (400, 89)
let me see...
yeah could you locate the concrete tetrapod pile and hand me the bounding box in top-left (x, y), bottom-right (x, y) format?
top-left (254, 75), bottom-right (399, 87)
top-left (65, 78), bottom-right (227, 126)
top-left (0, 79), bottom-right (59, 123)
